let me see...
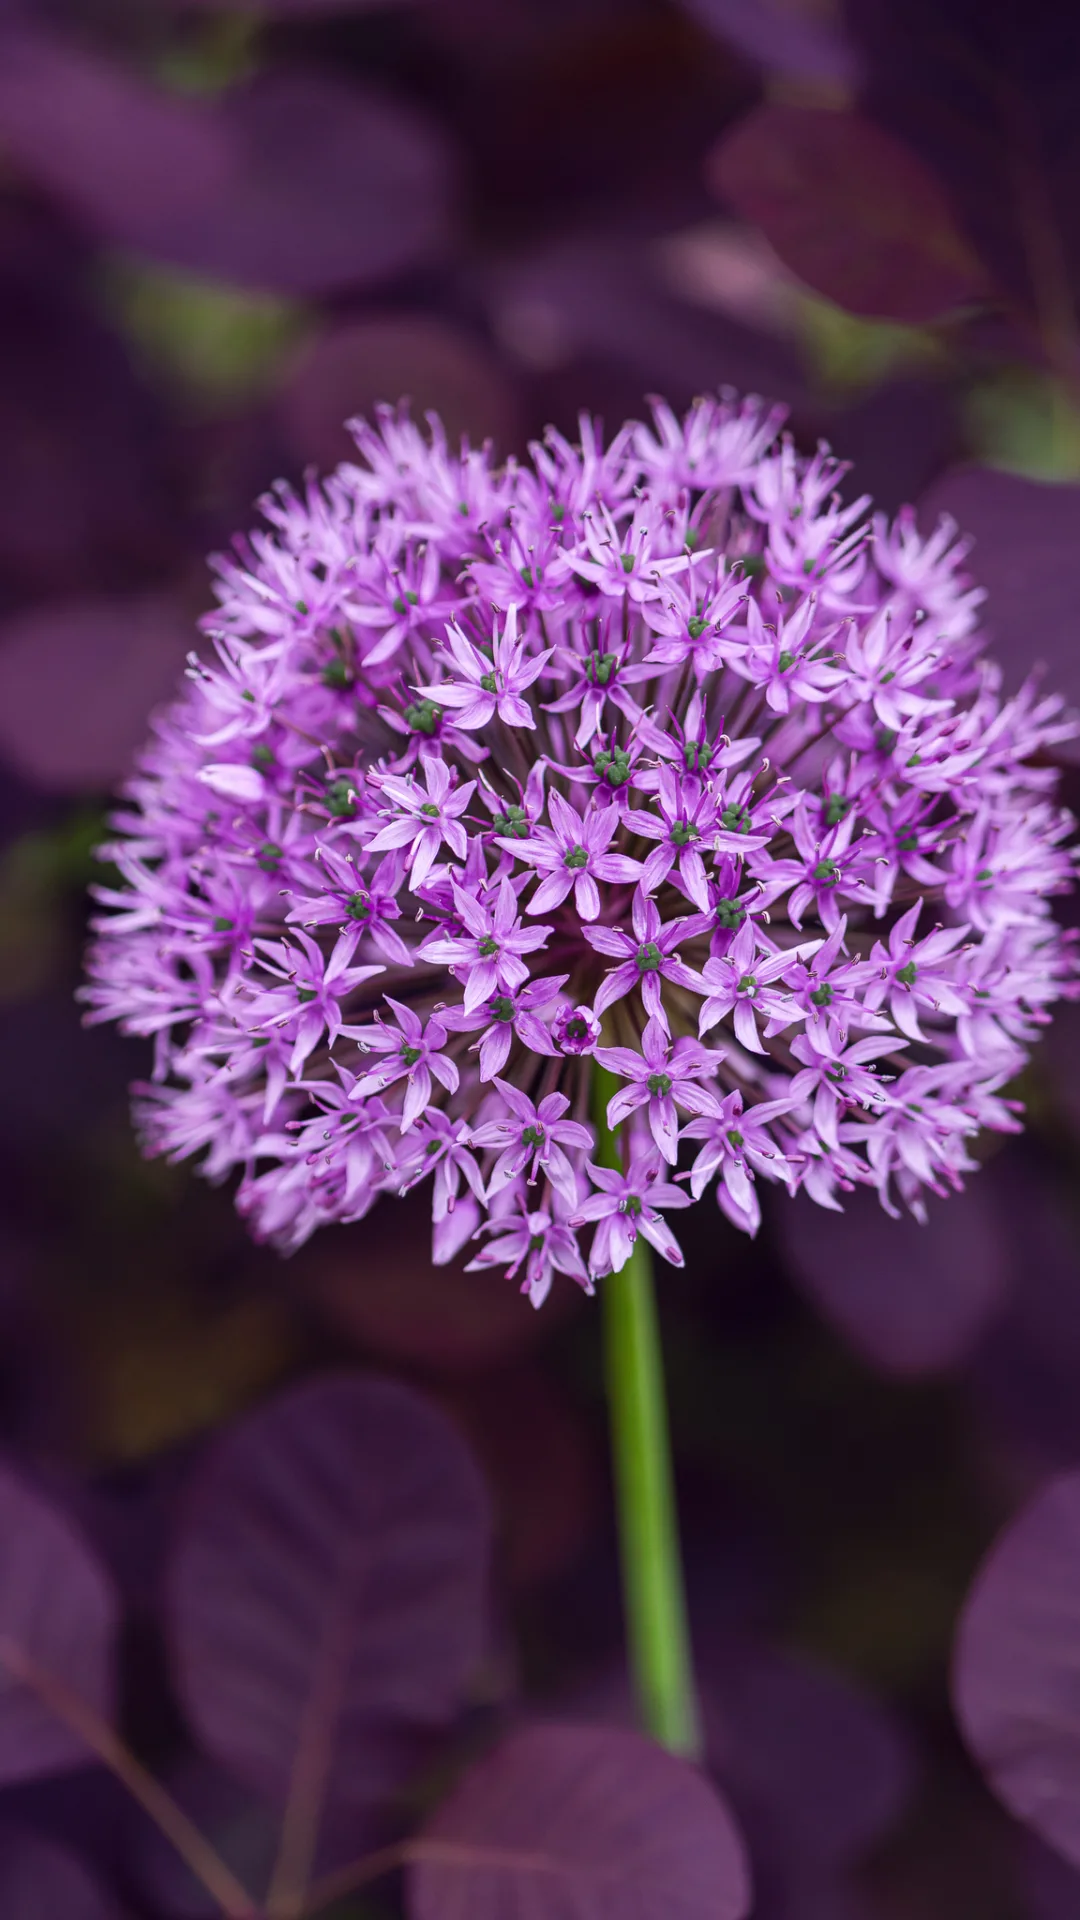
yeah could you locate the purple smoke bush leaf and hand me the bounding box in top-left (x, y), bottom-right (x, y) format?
top-left (552, 1634), bottom-right (912, 1878)
top-left (179, 69), bottom-right (455, 297)
top-left (0, 30), bottom-right (231, 249)
top-left (184, 0), bottom-right (413, 12)
top-left (0, 201), bottom-right (181, 598)
top-left (409, 1721), bottom-right (752, 1920)
top-left (439, 1363), bottom-right (600, 1587)
top-left (846, 0), bottom-right (1080, 328)
top-left (0, 1827), bottom-right (118, 1920)
top-left (278, 316), bottom-right (519, 475)
top-left (677, 0), bottom-right (861, 85)
top-left (954, 1471), bottom-right (1080, 1869)
top-left (0, 1462), bottom-right (117, 1785)
top-left (1022, 1834), bottom-right (1080, 1920)
top-left (967, 1151), bottom-right (1080, 1474)
top-left (918, 470), bottom-right (1080, 717)
top-left (126, 1752), bottom-right (320, 1920)
top-left (772, 1177), bottom-right (1012, 1374)
top-left (165, 1374), bottom-right (493, 1817)
top-left (700, 1637), bottom-right (915, 1870)
top-left (0, 594), bottom-right (194, 794)
top-left (296, 1207), bottom-right (582, 1375)
top-left (0, 32), bottom-right (453, 295)
top-left (708, 106), bottom-right (987, 323)
top-left (488, 234), bottom-right (812, 408)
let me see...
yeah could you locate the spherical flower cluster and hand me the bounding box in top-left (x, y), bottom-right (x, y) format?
top-left (83, 393), bottom-right (1078, 1305)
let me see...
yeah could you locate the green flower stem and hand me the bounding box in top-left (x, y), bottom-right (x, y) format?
top-left (592, 1064), bottom-right (702, 1759)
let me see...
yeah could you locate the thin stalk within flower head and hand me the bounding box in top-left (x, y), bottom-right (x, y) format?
top-left (83, 392), bottom-right (1079, 1292)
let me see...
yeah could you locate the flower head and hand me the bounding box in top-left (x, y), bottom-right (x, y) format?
top-left (84, 394), bottom-right (1078, 1284)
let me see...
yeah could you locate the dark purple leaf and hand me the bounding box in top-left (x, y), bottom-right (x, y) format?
top-left (0, 1827), bottom-right (117, 1920)
top-left (439, 1366), bottom-right (599, 1588)
top-left (486, 231), bottom-right (813, 410)
top-left (126, 1755), bottom-right (278, 1920)
top-left (968, 1150), bottom-right (1080, 1472)
top-left (700, 1639), bottom-right (914, 1869)
top-left (0, 593), bottom-right (193, 793)
top-left (846, 0), bottom-right (1080, 332)
top-left (185, 0), bottom-right (411, 12)
top-left (166, 1375), bottom-right (493, 1816)
top-left (676, 0), bottom-right (860, 84)
top-left (771, 1179), bottom-right (1011, 1375)
top-left (182, 70), bottom-right (454, 296)
top-left (814, 375), bottom-right (956, 518)
top-left (0, 32), bottom-right (453, 295)
top-left (0, 1463), bottom-right (117, 1785)
top-left (409, 1722), bottom-right (751, 1920)
top-left (553, 1637), bottom-right (912, 1875)
top-left (278, 316), bottom-right (519, 473)
top-left (748, 1879), bottom-right (880, 1920)
top-left (128, 1746), bottom-right (409, 1917)
top-left (954, 1470), bottom-right (1080, 1868)
top-left (0, 201), bottom-right (181, 599)
top-left (1023, 1833), bottom-right (1080, 1920)
top-left (918, 468), bottom-right (1080, 712)
top-left (296, 1204), bottom-right (581, 1375)
top-left (708, 105), bottom-right (986, 322)
top-left (0, 31), bottom-right (231, 243)
top-left (953, 1466), bottom-right (1080, 1858)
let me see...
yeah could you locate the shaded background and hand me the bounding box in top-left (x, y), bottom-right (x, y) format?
top-left (1, 0), bottom-right (1080, 1914)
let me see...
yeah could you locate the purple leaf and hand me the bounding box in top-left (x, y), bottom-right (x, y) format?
top-left (0, 31), bottom-right (231, 243)
top-left (166, 1374), bottom-right (493, 1817)
top-left (918, 468), bottom-right (1080, 713)
top-left (278, 316), bottom-right (519, 473)
top-left (750, 1880), bottom-right (881, 1920)
top-left (185, 0), bottom-right (412, 12)
top-left (127, 1746), bottom-right (408, 1917)
top-left (0, 201), bottom-right (181, 597)
top-left (551, 1637), bottom-right (912, 1875)
top-left (771, 1180), bottom-right (1011, 1375)
top-left (182, 70), bottom-right (454, 296)
top-left (954, 1471), bottom-right (1080, 1869)
top-left (1023, 1833), bottom-right (1080, 1920)
top-left (700, 1638), bottom-right (914, 1869)
top-left (0, 1463), bottom-right (117, 1785)
top-left (0, 32), bottom-right (453, 295)
top-left (968, 1151), bottom-right (1080, 1472)
top-left (439, 1366), bottom-right (599, 1588)
top-left (409, 1722), bottom-right (751, 1920)
top-left (708, 106), bottom-right (986, 322)
top-left (0, 593), bottom-right (193, 793)
top-left (675, 0), bottom-right (860, 84)
top-left (486, 231), bottom-right (812, 409)
top-left (846, 0), bottom-right (1080, 326)
top-left (0, 1828), bottom-right (118, 1920)
top-left (296, 1206), bottom-right (582, 1375)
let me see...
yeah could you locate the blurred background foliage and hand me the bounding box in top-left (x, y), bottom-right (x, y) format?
top-left (0, 0), bottom-right (1079, 1915)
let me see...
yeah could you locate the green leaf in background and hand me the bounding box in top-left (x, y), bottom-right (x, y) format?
top-left (154, 11), bottom-right (261, 98)
top-left (964, 366), bottom-right (1080, 482)
top-left (0, 808), bottom-right (109, 1003)
top-left (794, 289), bottom-right (943, 393)
top-left (102, 256), bottom-right (310, 406)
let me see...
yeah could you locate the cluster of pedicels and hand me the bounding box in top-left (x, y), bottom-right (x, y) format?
top-left (83, 392), bottom-right (1078, 1306)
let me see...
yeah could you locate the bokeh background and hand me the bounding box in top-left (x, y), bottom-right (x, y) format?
top-left (1, 0), bottom-right (1080, 1915)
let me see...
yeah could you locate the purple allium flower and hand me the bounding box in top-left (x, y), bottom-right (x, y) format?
top-left (83, 393), bottom-right (1079, 1288)
top-left (467, 1202), bottom-right (591, 1308)
top-left (470, 1080), bottom-right (592, 1205)
top-left (596, 1017), bottom-right (724, 1163)
top-left (552, 1003), bottom-right (602, 1055)
top-left (570, 1143), bottom-right (693, 1278)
